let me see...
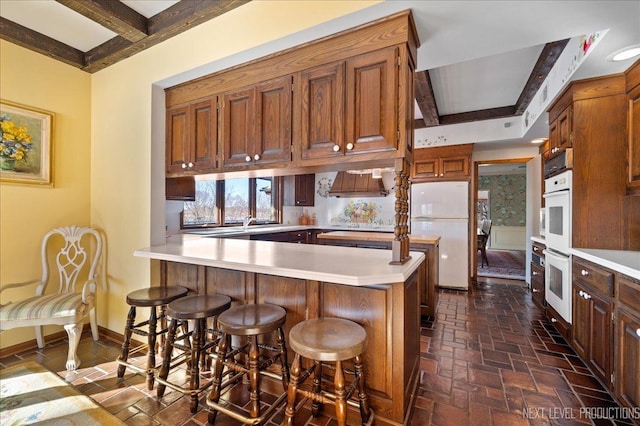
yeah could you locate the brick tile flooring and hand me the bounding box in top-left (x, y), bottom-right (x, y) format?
top-left (1, 279), bottom-right (635, 425)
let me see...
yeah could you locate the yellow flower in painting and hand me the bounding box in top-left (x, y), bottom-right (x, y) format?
top-left (0, 114), bottom-right (33, 161)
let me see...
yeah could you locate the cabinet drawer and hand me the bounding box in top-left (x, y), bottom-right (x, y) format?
top-left (532, 242), bottom-right (545, 258)
top-left (572, 257), bottom-right (614, 296)
top-left (618, 274), bottom-right (640, 314)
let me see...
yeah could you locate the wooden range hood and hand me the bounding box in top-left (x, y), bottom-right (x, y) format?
top-left (328, 171), bottom-right (388, 198)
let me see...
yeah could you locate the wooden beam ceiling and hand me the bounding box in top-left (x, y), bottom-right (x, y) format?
top-left (414, 39), bottom-right (569, 129)
top-left (0, 0), bottom-right (251, 73)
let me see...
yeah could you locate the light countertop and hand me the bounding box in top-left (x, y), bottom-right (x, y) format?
top-left (570, 248), bottom-right (640, 280)
top-left (317, 231), bottom-right (440, 245)
top-left (134, 234), bottom-right (425, 286)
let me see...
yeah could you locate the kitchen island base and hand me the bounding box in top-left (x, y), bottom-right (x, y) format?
top-left (159, 260), bottom-right (421, 425)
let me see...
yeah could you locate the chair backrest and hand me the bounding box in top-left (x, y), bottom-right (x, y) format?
top-left (481, 219), bottom-right (492, 236)
top-left (40, 226), bottom-right (103, 295)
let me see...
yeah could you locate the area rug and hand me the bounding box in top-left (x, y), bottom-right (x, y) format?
top-left (0, 361), bottom-right (125, 425)
top-left (477, 249), bottom-right (526, 280)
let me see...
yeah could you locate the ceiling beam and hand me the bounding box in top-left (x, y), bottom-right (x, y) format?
top-left (83, 0), bottom-right (251, 73)
top-left (414, 70), bottom-right (439, 127)
top-left (439, 105), bottom-right (517, 126)
top-left (0, 17), bottom-right (85, 68)
top-left (515, 39), bottom-right (569, 115)
top-left (56, 0), bottom-right (148, 42)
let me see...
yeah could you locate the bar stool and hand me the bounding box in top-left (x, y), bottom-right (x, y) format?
top-left (283, 318), bottom-right (373, 426)
top-left (116, 286), bottom-right (189, 390)
top-left (206, 303), bottom-right (290, 425)
top-left (156, 294), bottom-right (232, 413)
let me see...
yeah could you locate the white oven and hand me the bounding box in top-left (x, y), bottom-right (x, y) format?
top-left (544, 248), bottom-right (572, 323)
top-left (543, 170), bottom-right (572, 254)
top-left (542, 170), bottom-right (572, 324)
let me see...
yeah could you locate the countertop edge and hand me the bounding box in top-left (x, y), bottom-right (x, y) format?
top-left (570, 248), bottom-right (640, 280)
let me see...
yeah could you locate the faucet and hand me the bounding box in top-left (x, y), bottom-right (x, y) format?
top-left (242, 216), bottom-right (256, 230)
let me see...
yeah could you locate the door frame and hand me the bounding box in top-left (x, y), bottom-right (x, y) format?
top-left (472, 157), bottom-right (532, 281)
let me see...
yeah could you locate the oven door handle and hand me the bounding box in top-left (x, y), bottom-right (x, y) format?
top-left (543, 190), bottom-right (569, 199)
top-left (542, 249), bottom-right (570, 261)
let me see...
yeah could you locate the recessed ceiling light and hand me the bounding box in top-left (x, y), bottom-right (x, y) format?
top-left (531, 138), bottom-right (546, 144)
top-left (608, 45), bottom-right (640, 62)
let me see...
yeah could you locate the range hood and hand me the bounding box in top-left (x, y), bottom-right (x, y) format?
top-left (328, 171), bottom-right (388, 198)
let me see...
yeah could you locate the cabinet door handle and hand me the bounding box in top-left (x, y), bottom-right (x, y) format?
top-left (533, 271), bottom-right (538, 276)
top-left (188, 162), bottom-right (194, 168)
top-left (181, 163), bottom-right (187, 169)
top-left (636, 328), bottom-right (640, 337)
top-left (581, 269), bottom-right (589, 276)
top-left (551, 318), bottom-right (557, 323)
top-left (532, 288), bottom-right (539, 293)
top-left (578, 290), bottom-right (585, 297)
top-left (332, 144), bottom-right (340, 152)
top-left (346, 143), bottom-right (354, 151)
top-left (253, 154), bottom-right (260, 161)
top-left (245, 155), bottom-right (252, 162)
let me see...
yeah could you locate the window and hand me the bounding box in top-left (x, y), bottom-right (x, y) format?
top-left (182, 176), bottom-right (280, 228)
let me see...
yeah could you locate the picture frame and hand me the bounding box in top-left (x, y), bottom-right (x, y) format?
top-left (0, 100), bottom-right (54, 186)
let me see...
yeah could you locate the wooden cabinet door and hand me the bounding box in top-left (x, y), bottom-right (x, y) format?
top-left (346, 47), bottom-right (398, 154)
top-left (572, 281), bottom-right (590, 360)
top-left (628, 85), bottom-right (640, 193)
top-left (589, 292), bottom-right (613, 386)
top-left (616, 309), bottom-right (640, 410)
top-left (413, 158), bottom-right (438, 179)
top-left (300, 62), bottom-right (345, 160)
top-left (222, 86), bottom-right (255, 168)
top-left (557, 106), bottom-right (572, 151)
top-left (190, 98), bottom-right (218, 172)
top-left (440, 156), bottom-right (469, 178)
top-left (548, 119), bottom-right (559, 155)
top-left (255, 75), bottom-right (292, 164)
top-left (294, 174), bottom-right (315, 206)
top-left (166, 105), bottom-right (189, 175)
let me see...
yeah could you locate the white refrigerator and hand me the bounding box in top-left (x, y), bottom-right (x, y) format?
top-left (410, 181), bottom-right (469, 289)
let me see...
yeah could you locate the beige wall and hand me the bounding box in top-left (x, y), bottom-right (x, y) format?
top-left (0, 40), bottom-right (92, 347)
top-left (90, 2), bottom-right (379, 339)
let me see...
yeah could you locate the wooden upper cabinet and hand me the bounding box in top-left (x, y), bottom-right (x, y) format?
top-left (300, 61), bottom-right (345, 160)
top-left (346, 47), bottom-right (398, 155)
top-left (222, 75), bottom-right (293, 168)
top-left (166, 97), bottom-right (218, 176)
top-left (547, 106), bottom-right (572, 157)
top-left (411, 143), bottom-right (472, 181)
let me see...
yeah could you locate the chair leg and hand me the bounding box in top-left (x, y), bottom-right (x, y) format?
top-left (334, 360), bottom-right (347, 426)
top-left (64, 322), bottom-right (83, 371)
top-left (157, 318), bottom-right (178, 398)
top-left (207, 333), bottom-right (229, 424)
top-left (282, 353), bottom-right (301, 426)
top-left (248, 336), bottom-right (260, 418)
top-left (147, 306), bottom-right (158, 391)
top-left (354, 354), bottom-right (371, 423)
top-left (117, 305), bottom-right (136, 378)
top-left (311, 360), bottom-right (323, 417)
top-left (35, 326), bottom-right (44, 349)
top-left (89, 307), bottom-right (99, 341)
top-left (276, 326), bottom-right (289, 391)
top-left (189, 319), bottom-right (203, 413)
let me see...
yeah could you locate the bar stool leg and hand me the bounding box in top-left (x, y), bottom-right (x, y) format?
top-left (158, 305), bottom-right (167, 355)
top-left (283, 353), bottom-right (301, 426)
top-left (147, 306), bottom-right (158, 390)
top-left (334, 360), bottom-right (347, 426)
top-left (354, 354), bottom-right (371, 422)
top-left (207, 333), bottom-right (229, 424)
top-left (157, 318), bottom-right (178, 398)
top-left (189, 318), bottom-right (203, 413)
top-left (276, 326), bottom-right (289, 391)
top-left (117, 305), bottom-right (136, 378)
top-left (311, 360), bottom-right (323, 417)
top-left (248, 336), bottom-right (261, 418)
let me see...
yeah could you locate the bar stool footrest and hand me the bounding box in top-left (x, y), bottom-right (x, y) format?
top-left (206, 389), bottom-right (288, 426)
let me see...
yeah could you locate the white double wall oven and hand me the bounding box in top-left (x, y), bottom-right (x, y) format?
top-left (543, 170), bottom-right (573, 323)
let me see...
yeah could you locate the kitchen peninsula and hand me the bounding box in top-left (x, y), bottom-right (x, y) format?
top-left (134, 234), bottom-right (425, 425)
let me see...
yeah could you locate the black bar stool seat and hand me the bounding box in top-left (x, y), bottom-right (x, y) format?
top-left (283, 318), bottom-right (373, 426)
top-left (116, 286), bottom-right (189, 390)
top-left (157, 294), bottom-right (231, 413)
top-left (207, 303), bottom-right (290, 425)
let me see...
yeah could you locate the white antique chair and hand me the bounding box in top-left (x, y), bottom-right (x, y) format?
top-left (0, 226), bottom-right (103, 370)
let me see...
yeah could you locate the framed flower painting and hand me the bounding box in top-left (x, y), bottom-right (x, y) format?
top-left (0, 100), bottom-right (54, 186)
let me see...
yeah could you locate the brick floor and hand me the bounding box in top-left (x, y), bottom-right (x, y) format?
top-left (1, 278), bottom-right (634, 425)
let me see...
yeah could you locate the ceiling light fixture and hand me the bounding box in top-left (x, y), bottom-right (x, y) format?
top-left (531, 138), bottom-right (546, 144)
top-left (608, 45), bottom-right (640, 62)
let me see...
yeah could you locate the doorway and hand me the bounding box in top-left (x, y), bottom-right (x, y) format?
top-left (473, 159), bottom-right (531, 281)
